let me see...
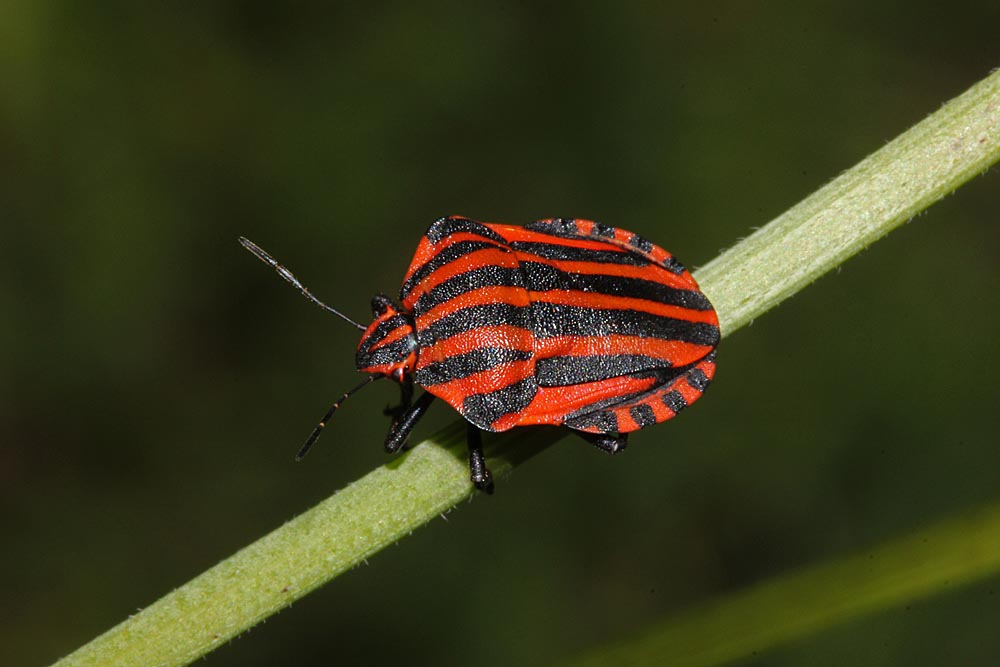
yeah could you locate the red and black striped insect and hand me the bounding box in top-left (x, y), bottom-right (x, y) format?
top-left (241, 216), bottom-right (719, 493)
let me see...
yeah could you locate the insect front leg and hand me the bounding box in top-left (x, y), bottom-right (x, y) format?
top-left (383, 375), bottom-right (414, 430)
top-left (384, 390), bottom-right (435, 453)
top-left (465, 423), bottom-right (494, 494)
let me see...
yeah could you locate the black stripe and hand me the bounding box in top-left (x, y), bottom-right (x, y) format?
top-left (564, 380), bottom-right (660, 421)
top-left (662, 390), bottom-right (687, 414)
top-left (592, 222), bottom-right (616, 238)
top-left (521, 261), bottom-right (714, 310)
top-left (461, 378), bottom-right (537, 431)
top-left (426, 216), bottom-right (507, 245)
top-left (630, 404), bottom-right (656, 428)
top-left (686, 367), bottom-right (711, 393)
top-left (418, 301), bottom-right (717, 347)
top-left (535, 354), bottom-right (669, 387)
top-left (357, 338), bottom-right (415, 369)
top-left (525, 219), bottom-right (579, 237)
top-left (565, 409), bottom-right (619, 434)
top-left (525, 220), bottom-right (688, 275)
top-left (530, 302), bottom-right (720, 346)
top-left (400, 239), bottom-right (507, 299)
top-left (356, 314), bottom-right (410, 356)
top-left (417, 347), bottom-right (533, 386)
top-left (630, 234), bottom-right (654, 253)
top-left (416, 303), bottom-right (530, 346)
top-left (413, 265), bottom-right (525, 315)
top-left (510, 241), bottom-right (649, 266)
top-left (660, 255), bottom-right (687, 276)
top-left (413, 261), bottom-right (713, 315)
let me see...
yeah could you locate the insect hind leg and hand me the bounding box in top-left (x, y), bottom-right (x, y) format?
top-left (465, 423), bottom-right (494, 494)
top-left (575, 430), bottom-right (629, 455)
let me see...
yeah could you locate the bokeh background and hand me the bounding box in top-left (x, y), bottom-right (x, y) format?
top-left (3, 2), bottom-right (999, 666)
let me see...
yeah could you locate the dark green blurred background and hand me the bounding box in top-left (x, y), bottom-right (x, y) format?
top-left (3, 2), bottom-right (999, 666)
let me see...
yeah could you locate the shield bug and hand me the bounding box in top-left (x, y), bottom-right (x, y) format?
top-left (241, 216), bottom-right (719, 493)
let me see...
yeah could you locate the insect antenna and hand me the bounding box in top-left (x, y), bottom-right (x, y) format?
top-left (296, 374), bottom-right (381, 461)
top-left (238, 236), bottom-right (366, 331)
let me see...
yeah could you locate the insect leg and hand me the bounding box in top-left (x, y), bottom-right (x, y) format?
top-left (384, 390), bottom-right (435, 453)
top-left (575, 430), bottom-right (629, 455)
top-left (466, 423), bottom-right (494, 494)
top-left (383, 374), bottom-right (414, 427)
top-left (296, 374), bottom-right (380, 461)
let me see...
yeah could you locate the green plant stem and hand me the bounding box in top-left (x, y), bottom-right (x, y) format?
top-left (697, 69), bottom-right (1000, 336)
top-left (569, 500), bottom-right (1000, 667)
top-left (53, 69), bottom-right (999, 667)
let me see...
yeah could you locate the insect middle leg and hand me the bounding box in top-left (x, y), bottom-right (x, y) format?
top-left (384, 390), bottom-right (435, 453)
top-left (383, 393), bottom-right (495, 494)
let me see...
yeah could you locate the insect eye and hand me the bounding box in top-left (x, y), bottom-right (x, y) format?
top-left (371, 294), bottom-right (393, 317)
top-left (392, 367), bottom-right (405, 382)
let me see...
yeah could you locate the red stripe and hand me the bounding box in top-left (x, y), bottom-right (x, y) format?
top-left (401, 230), bottom-right (505, 286)
top-left (512, 254), bottom-right (699, 290)
top-left (404, 247), bottom-right (512, 301)
top-left (515, 376), bottom-right (661, 426)
top-left (370, 321), bottom-right (415, 350)
top-left (535, 335), bottom-right (713, 371)
top-left (486, 224), bottom-right (639, 252)
top-left (416, 325), bottom-right (533, 368)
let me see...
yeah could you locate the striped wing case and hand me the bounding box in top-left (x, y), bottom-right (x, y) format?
top-left (400, 216), bottom-right (720, 435)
